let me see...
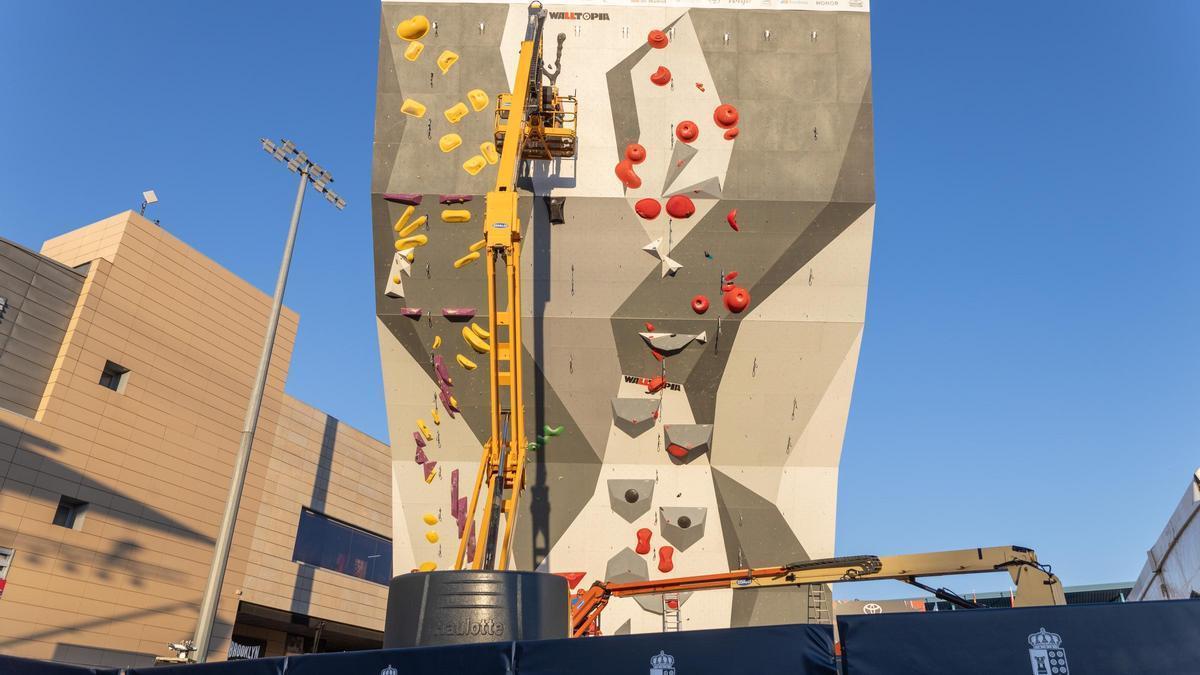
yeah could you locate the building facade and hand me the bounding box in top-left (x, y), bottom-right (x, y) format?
top-left (1131, 469), bottom-right (1200, 601)
top-left (372, 0), bottom-right (875, 633)
top-left (0, 212), bottom-right (391, 668)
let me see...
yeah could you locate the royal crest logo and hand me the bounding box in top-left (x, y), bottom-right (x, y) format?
top-left (649, 650), bottom-right (676, 675)
top-left (1027, 627), bottom-right (1069, 675)
top-left (380, 666), bottom-right (397, 675)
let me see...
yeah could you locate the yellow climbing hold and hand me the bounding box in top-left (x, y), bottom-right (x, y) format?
top-left (395, 234), bottom-right (429, 251)
top-left (423, 513), bottom-right (438, 525)
top-left (480, 142), bottom-right (499, 165)
top-left (441, 209), bottom-right (471, 223)
top-left (404, 40), bottom-right (425, 62)
top-left (431, 408), bottom-right (441, 425)
top-left (469, 239), bottom-right (486, 253)
top-left (468, 89), bottom-right (490, 112)
top-left (392, 274), bottom-right (402, 284)
top-left (418, 561), bottom-right (437, 572)
top-left (436, 50), bottom-right (459, 74)
top-left (393, 205), bottom-right (414, 232)
top-left (401, 98), bottom-right (426, 118)
top-left (453, 252), bottom-right (480, 269)
top-left (462, 326), bottom-right (491, 354)
top-left (396, 213), bottom-right (425, 238)
top-left (417, 419), bottom-right (433, 441)
top-left (425, 530), bottom-right (439, 544)
top-left (469, 323), bottom-right (490, 340)
top-left (432, 335), bottom-right (442, 349)
top-left (424, 466), bottom-right (438, 483)
top-left (404, 251), bottom-right (415, 262)
top-left (444, 102), bottom-right (469, 124)
top-left (463, 155), bottom-right (486, 176)
top-left (396, 15), bottom-right (430, 41)
top-left (449, 395), bottom-right (458, 409)
top-left (439, 133), bottom-right (462, 153)
top-left (456, 353), bottom-right (478, 370)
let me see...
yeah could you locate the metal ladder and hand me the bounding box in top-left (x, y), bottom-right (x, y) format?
top-left (807, 584), bottom-right (832, 624)
top-left (662, 592), bottom-right (682, 632)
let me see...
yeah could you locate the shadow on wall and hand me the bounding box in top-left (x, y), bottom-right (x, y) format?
top-left (52, 643), bottom-right (157, 669)
top-left (290, 414), bottom-right (339, 617)
top-left (0, 528), bottom-right (184, 588)
top-left (0, 599), bottom-right (195, 651)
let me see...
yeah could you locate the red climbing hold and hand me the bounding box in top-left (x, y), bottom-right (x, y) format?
top-left (675, 121), bottom-right (699, 143)
top-left (723, 127), bottom-right (740, 141)
top-left (615, 159), bottom-right (642, 189)
top-left (650, 66), bottom-right (671, 86)
top-left (721, 282), bottom-right (734, 293)
top-left (724, 271), bottom-right (739, 282)
top-left (635, 198), bottom-right (661, 220)
top-left (556, 571), bottom-right (586, 589)
top-left (666, 598), bottom-right (680, 609)
top-left (667, 443), bottom-right (689, 458)
top-left (691, 294), bottom-right (710, 314)
top-left (636, 527), bottom-right (652, 555)
top-left (645, 322), bottom-right (655, 331)
top-left (726, 208), bottom-right (739, 231)
top-left (724, 286), bottom-right (751, 313)
top-left (646, 376), bottom-right (667, 394)
top-left (648, 29), bottom-right (668, 49)
top-left (658, 546), bottom-right (675, 573)
top-left (666, 195), bottom-right (695, 219)
top-left (714, 103), bottom-right (739, 129)
top-left (625, 143), bottom-right (646, 164)
top-left (695, 82), bottom-right (705, 92)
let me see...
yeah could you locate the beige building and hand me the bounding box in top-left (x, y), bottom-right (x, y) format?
top-left (0, 212), bottom-right (391, 668)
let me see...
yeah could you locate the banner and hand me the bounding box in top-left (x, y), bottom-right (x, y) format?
top-left (838, 599), bottom-right (1200, 675)
top-left (382, 0), bottom-right (869, 12)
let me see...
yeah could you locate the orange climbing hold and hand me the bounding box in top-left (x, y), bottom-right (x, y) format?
top-left (714, 103), bottom-right (739, 128)
top-left (727, 208), bottom-right (739, 231)
top-left (646, 376), bottom-right (667, 394)
top-left (625, 143), bottom-right (646, 164)
top-left (636, 528), bottom-right (652, 555)
top-left (724, 286), bottom-right (751, 313)
top-left (675, 121), bottom-right (699, 143)
top-left (556, 571), bottom-right (586, 589)
top-left (658, 546), bottom-right (675, 573)
top-left (650, 66), bottom-right (671, 86)
top-left (666, 195), bottom-right (695, 219)
top-left (724, 127), bottom-right (740, 141)
top-left (648, 29), bottom-right (668, 49)
top-left (635, 198), bottom-right (661, 220)
top-left (615, 159), bottom-right (642, 189)
top-left (692, 294), bottom-right (709, 314)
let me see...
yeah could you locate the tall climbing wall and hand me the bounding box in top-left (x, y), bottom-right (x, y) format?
top-left (372, 0), bottom-right (874, 633)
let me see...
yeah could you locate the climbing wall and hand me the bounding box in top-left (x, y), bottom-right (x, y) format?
top-left (372, 0), bottom-right (874, 633)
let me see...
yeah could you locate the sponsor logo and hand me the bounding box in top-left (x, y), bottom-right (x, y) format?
top-left (547, 10), bottom-right (610, 20)
top-left (432, 618), bottom-right (505, 638)
top-left (623, 374), bottom-right (682, 391)
top-left (227, 641), bottom-right (262, 660)
top-left (1027, 627), bottom-right (1069, 675)
top-left (862, 602), bottom-right (883, 614)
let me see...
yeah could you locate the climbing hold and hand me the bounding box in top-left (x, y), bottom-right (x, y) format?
top-left (453, 251), bottom-right (480, 268)
top-left (692, 295), bottom-right (709, 314)
top-left (456, 353), bottom-right (478, 370)
top-left (436, 50), bottom-right (459, 74)
top-left (714, 103), bottom-right (739, 129)
top-left (469, 323), bottom-right (490, 339)
top-left (404, 40), bottom-right (425, 62)
top-left (396, 15), bottom-right (430, 41)
top-left (467, 88), bottom-right (489, 112)
top-left (615, 160), bottom-right (642, 189)
top-left (646, 376), bottom-right (667, 394)
top-left (395, 234), bottom-right (429, 251)
top-left (558, 572), bottom-right (586, 590)
top-left (666, 195), bottom-right (696, 219)
top-left (642, 238), bottom-right (663, 260)
top-left (704, 251), bottom-right (713, 260)
top-left (396, 214), bottom-right (427, 238)
top-left (432, 335), bottom-right (442, 349)
top-left (462, 326), bottom-right (491, 353)
top-left (433, 354), bottom-right (452, 385)
top-left (413, 430), bottom-right (427, 450)
top-left (724, 286), bottom-right (751, 313)
top-left (725, 210), bottom-right (740, 233)
top-left (647, 29), bottom-right (668, 49)
top-left (665, 424), bottom-right (713, 462)
top-left (650, 65), bottom-right (671, 86)
top-left (544, 425), bottom-right (564, 436)
top-left (392, 204), bottom-right (415, 231)
top-left (383, 193), bottom-right (423, 206)
top-left (663, 256), bottom-right (683, 276)
top-left (444, 102), bottom-right (469, 124)
top-left (423, 461), bottom-right (438, 483)
top-left (438, 133), bottom-right (462, 152)
top-left (723, 127), bottom-right (740, 141)
top-left (634, 198), bottom-right (661, 220)
top-left (423, 513), bottom-right (438, 525)
top-left (463, 155), bottom-right (486, 176)
top-left (417, 419), bottom-right (434, 441)
top-left (724, 271), bottom-right (739, 282)
top-left (432, 408), bottom-right (441, 425)
top-left (400, 307), bottom-right (423, 319)
top-left (636, 528), bottom-right (652, 555)
top-left (440, 194), bottom-right (473, 205)
top-left (400, 98), bottom-right (426, 118)
top-left (440, 390), bottom-right (458, 416)
top-left (644, 322), bottom-right (655, 331)
top-left (722, 282), bottom-right (734, 292)
top-left (658, 546), bottom-right (675, 573)
top-left (418, 561), bottom-right (437, 572)
top-left (441, 209), bottom-right (471, 223)
top-left (625, 143), bottom-right (646, 164)
top-left (415, 445), bottom-right (428, 464)
top-left (425, 530), bottom-right (439, 544)
top-left (675, 121), bottom-right (699, 144)
top-left (468, 239), bottom-right (486, 253)
top-left (640, 332), bottom-right (703, 354)
top-left (441, 307), bottom-right (476, 319)
top-left (694, 82), bottom-right (705, 92)
top-left (480, 142), bottom-right (499, 164)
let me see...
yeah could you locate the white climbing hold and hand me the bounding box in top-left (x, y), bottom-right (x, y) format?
top-left (642, 238), bottom-right (663, 260)
top-left (663, 255), bottom-right (683, 277)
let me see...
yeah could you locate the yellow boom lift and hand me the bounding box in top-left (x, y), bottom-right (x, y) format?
top-left (455, 1), bottom-right (576, 571)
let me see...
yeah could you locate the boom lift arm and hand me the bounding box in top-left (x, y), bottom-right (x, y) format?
top-left (570, 545), bottom-right (1065, 636)
top-left (455, 1), bottom-right (576, 572)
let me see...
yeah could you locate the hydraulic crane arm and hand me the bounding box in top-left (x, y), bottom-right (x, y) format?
top-left (570, 545), bottom-right (1065, 636)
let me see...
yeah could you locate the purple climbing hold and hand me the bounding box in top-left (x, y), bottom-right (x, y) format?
top-left (440, 389), bottom-right (459, 416)
top-left (440, 194), bottom-right (473, 205)
top-left (382, 193), bottom-right (423, 205)
top-left (415, 446), bottom-right (429, 464)
top-left (441, 307), bottom-right (477, 320)
top-left (434, 354), bottom-right (452, 385)
top-left (413, 430), bottom-right (426, 448)
top-left (400, 307), bottom-right (423, 319)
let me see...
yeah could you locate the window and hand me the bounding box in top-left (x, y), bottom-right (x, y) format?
top-left (292, 508), bottom-right (392, 585)
top-left (52, 496), bottom-right (88, 530)
top-left (98, 360), bottom-right (129, 392)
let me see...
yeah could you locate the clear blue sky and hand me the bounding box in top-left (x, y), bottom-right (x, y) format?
top-left (2, 2), bottom-right (1198, 596)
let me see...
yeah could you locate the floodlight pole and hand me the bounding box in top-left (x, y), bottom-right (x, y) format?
top-left (192, 167), bottom-right (309, 663)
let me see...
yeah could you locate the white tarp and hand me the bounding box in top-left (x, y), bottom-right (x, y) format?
top-left (1131, 468), bottom-right (1200, 601)
top-left (385, 0), bottom-right (868, 11)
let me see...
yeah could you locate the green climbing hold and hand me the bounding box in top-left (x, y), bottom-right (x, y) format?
top-left (526, 442), bottom-right (539, 451)
top-left (544, 425), bottom-right (564, 436)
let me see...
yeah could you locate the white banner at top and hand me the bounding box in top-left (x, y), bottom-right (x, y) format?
top-left (384, 0), bottom-right (868, 12)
